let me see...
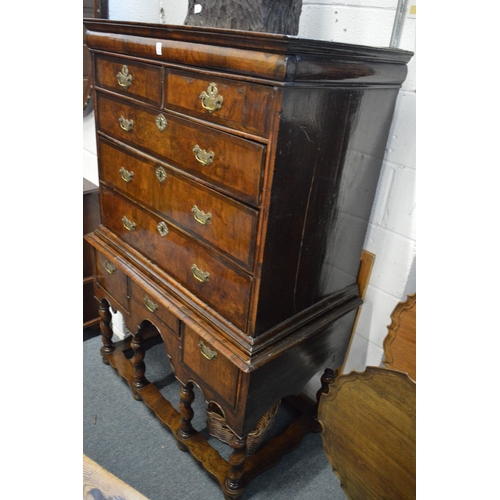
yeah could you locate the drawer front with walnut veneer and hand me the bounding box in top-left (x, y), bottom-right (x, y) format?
top-left (84, 19), bottom-right (412, 500)
top-left (182, 325), bottom-right (240, 408)
top-left (165, 69), bottom-right (277, 137)
top-left (95, 55), bottom-right (163, 107)
top-left (129, 279), bottom-right (179, 336)
top-left (95, 251), bottom-right (128, 312)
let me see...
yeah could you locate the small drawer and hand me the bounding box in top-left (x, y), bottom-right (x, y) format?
top-left (182, 325), bottom-right (239, 407)
top-left (129, 280), bottom-right (179, 335)
top-left (165, 69), bottom-right (277, 138)
top-left (95, 55), bottom-right (163, 107)
top-left (127, 297), bottom-right (179, 360)
top-left (100, 187), bottom-right (253, 332)
top-left (95, 251), bottom-right (129, 311)
top-left (98, 138), bottom-right (259, 270)
top-left (96, 92), bottom-right (265, 206)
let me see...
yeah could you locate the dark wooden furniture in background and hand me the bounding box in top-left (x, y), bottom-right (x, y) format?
top-left (184, 0), bottom-right (303, 35)
top-left (83, 178), bottom-right (101, 328)
top-left (83, 0), bottom-right (108, 115)
top-left (318, 294), bottom-right (416, 499)
top-left (84, 19), bottom-right (412, 499)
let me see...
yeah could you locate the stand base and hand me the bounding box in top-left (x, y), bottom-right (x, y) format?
top-left (103, 334), bottom-right (318, 499)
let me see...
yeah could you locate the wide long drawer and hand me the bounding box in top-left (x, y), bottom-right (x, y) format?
top-left (96, 92), bottom-right (266, 206)
top-left (100, 186), bottom-right (253, 331)
top-left (98, 138), bottom-right (258, 270)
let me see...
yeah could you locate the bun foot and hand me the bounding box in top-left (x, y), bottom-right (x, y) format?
top-left (176, 439), bottom-right (188, 452)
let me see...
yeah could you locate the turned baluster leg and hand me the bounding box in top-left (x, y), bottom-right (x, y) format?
top-left (313, 368), bottom-right (337, 432)
top-left (130, 331), bottom-right (148, 400)
top-left (98, 300), bottom-right (114, 364)
top-left (316, 368), bottom-right (336, 405)
top-left (224, 434), bottom-right (247, 500)
top-left (177, 381), bottom-right (195, 451)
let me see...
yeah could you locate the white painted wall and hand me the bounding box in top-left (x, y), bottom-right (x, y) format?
top-left (83, 0), bottom-right (416, 374)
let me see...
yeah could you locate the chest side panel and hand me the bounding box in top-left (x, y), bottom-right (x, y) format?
top-left (254, 84), bottom-right (402, 335)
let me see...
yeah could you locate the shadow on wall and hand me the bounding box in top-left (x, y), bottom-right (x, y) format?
top-left (343, 255), bottom-right (415, 376)
top-left (342, 298), bottom-right (373, 374)
top-left (403, 255), bottom-right (416, 296)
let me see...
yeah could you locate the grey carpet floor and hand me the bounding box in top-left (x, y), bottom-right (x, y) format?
top-left (83, 330), bottom-right (347, 500)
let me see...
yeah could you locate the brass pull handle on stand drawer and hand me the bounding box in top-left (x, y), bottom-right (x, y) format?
top-left (104, 260), bottom-right (116, 275)
top-left (193, 145), bottom-right (214, 166)
top-left (199, 341), bottom-right (218, 361)
top-left (191, 205), bottom-right (212, 225)
top-left (122, 216), bottom-right (136, 231)
top-left (191, 264), bottom-right (210, 283)
top-left (199, 83), bottom-right (223, 113)
top-left (116, 65), bottom-right (133, 89)
top-left (118, 116), bottom-right (134, 132)
top-left (144, 296), bottom-right (158, 313)
top-left (119, 167), bottom-right (134, 183)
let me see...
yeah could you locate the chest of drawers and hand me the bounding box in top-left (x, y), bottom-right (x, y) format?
top-left (84, 19), bottom-right (412, 499)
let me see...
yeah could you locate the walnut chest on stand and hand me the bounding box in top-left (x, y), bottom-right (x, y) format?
top-left (83, 19), bottom-right (412, 499)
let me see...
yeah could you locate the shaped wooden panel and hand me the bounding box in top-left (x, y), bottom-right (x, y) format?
top-left (318, 367), bottom-right (416, 500)
top-left (383, 293), bottom-right (416, 381)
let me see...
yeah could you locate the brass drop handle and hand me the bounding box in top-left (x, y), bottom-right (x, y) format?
top-left (122, 215), bottom-right (136, 231)
top-left (191, 264), bottom-right (210, 283)
top-left (193, 145), bottom-right (214, 166)
top-left (118, 116), bottom-right (134, 132)
top-left (199, 341), bottom-right (218, 361)
top-left (104, 260), bottom-right (116, 275)
top-left (116, 65), bottom-right (133, 89)
top-left (199, 83), bottom-right (223, 113)
top-left (191, 205), bottom-right (212, 225)
top-left (119, 167), bottom-right (134, 183)
top-left (144, 295), bottom-right (158, 313)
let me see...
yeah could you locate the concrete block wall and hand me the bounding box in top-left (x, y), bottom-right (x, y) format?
top-left (83, 0), bottom-right (416, 373)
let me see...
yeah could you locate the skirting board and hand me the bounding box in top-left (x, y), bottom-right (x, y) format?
top-left (339, 249), bottom-right (376, 374)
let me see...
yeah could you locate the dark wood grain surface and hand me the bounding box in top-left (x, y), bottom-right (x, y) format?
top-left (83, 178), bottom-right (101, 327)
